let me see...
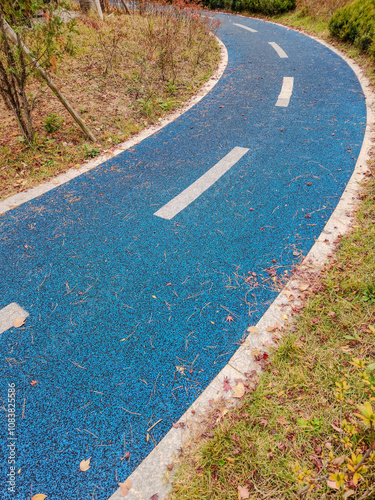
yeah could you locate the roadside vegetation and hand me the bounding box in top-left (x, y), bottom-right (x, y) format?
top-left (0, 0), bottom-right (220, 199)
top-left (169, 0), bottom-right (375, 498)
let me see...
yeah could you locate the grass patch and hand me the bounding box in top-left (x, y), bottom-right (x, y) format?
top-left (170, 167), bottom-right (375, 498)
top-left (0, 6), bottom-right (220, 199)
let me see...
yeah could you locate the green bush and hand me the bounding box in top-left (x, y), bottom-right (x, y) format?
top-left (201, 0), bottom-right (296, 15)
top-left (44, 113), bottom-right (63, 133)
top-left (329, 0), bottom-right (375, 61)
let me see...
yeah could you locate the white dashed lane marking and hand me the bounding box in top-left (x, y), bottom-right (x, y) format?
top-left (0, 303), bottom-right (29, 334)
top-left (276, 77), bottom-right (294, 107)
top-left (233, 23), bottom-right (257, 33)
top-left (154, 147), bottom-right (249, 220)
top-left (269, 42), bottom-right (288, 58)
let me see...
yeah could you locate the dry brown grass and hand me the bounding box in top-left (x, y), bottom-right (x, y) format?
top-left (296, 0), bottom-right (353, 19)
top-left (0, 8), bottom-right (220, 199)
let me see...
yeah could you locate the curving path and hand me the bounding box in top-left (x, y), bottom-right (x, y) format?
top-left (0, 12), bottom-right (367, 500)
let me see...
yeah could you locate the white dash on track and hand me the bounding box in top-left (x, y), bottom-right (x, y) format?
top-left (154, 147), bottom-right (249, 220)
top-left (276, 77), bottom-right (294, 107)
top-left (0, 303), bottom-right (29, 334)
top-left (269, 42), bottom-right (288, 59)
top-left (233, 23), bottom-right (258, 33)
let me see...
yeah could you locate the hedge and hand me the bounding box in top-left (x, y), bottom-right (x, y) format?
top-left (329, 0), bottom-right (375, 61)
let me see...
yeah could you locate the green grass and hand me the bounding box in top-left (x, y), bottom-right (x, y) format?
top-left (169, 6), bottom-right (375, 500)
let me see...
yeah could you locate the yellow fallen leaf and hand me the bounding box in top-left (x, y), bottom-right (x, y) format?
top-left (246, 326), bottom-right (258, 335)
top-left (232, 381), bottom-right (245, 399)
top-left (13, 318), bottom-right (26, 328)
top-left (32, 495), bottom-right (47, 500)
top-left (79, 457), bottom-right (91, 472)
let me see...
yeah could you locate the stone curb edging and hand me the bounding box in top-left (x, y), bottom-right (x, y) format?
top-left (0, 35), bottom-right (228, 215)
top-left (107, 23), bottom-right (375, 500)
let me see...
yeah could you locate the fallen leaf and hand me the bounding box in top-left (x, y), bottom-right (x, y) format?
top-left (238, 485), bottom-right (250, 499)
top-left (283, 290), bottom-right (295, 300)
top-left (226, 315), bottom-right (234, 323)
top-left (226, 456), bottom-right (235, 463)
top-left (32, 495), bottom-right (47, 500)
top-left (276, 415), bottom-right (289, 426)
top-left (328, 311), bottom-right (337, 318)
top-left (150, 494), bottom-right (159, 500)
top-left (326, 479), bottom-right (339, 490)
top-left (298, 283), bottom-right (309, 292)
top-left (266, 322), bottom-right (283, 332)
top-left (276, 441), bottom-right (286, 451)
top-left (13, 318), bottom-right (26, 328)
top-left (172, 422), bottom-right (179, 429)
top-left (343, 490), bottom-right (355, 499)
top-left (124, 451), bottom-right (130, 459)
top-left (332, 455), bottom-right (345, 466)
top-left (223, 376), bottom-right (232, 392)
top-left (79, 457), bottom-right (91, 472)
top-left (246, 326), bottom-right (258, 335)
top-left (119, 479), bottom-right (132, 497)
top-left (30, 380), bottom-right (38, 386)
top-left (259, 418), bottom-right (268, 427)
top-left (232, 381), bottom-right (245, 399)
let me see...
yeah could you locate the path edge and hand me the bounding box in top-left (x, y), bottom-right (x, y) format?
top-left (107, 20), bottom-right (375, 500)
top-left (0, 35), bottom-right (228, 215)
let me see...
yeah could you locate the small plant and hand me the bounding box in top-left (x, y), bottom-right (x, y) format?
top-left (362, 284), bottom-right (375, 303)
top-left (82, 144), bottom-right (100, 158)
top-left (294, 357), bottom-right (375, 495)
top-left (44, 113), bottom-right (63, 133)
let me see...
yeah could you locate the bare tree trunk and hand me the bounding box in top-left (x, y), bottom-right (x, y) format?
top-left (2, 17), bottom-right (96, 142)
top-left (79, 0), bottom-right (103, 20)
top-left (0, 19), bottom-right (35, 143)
top-left (120, 0), bottom-right (131, 15)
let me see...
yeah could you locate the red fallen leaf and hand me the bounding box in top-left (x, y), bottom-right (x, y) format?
top-left (254, 352), bottom-right (268, 362)
top-left (30, 380), bottom-right (38, 386)
top-left (259, 418), bottom-right (268, 427)
top-left (150, 494), bottom-right (159, 500)
top-left (172, 422), bottom-right (179, 429)
top-left (124, 451), bottom-right (130, 459)
top-left (276, 441), bottom-right (286, 451)
top-left (226, 315), bottom-right (234, 323)
top-left (328, 311), bottom-right (337, 318)
top-left (166, 283), bottom-right (172, 286)
top-left (223, 376), bottom-right (232, 392)
top-left (306, 181), bottom-right (312, 186)
top-left (266, 267), bottom-right (277, 277)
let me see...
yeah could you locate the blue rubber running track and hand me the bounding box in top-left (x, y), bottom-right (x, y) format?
top-left (0, 12), bottom-right (367, 500)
